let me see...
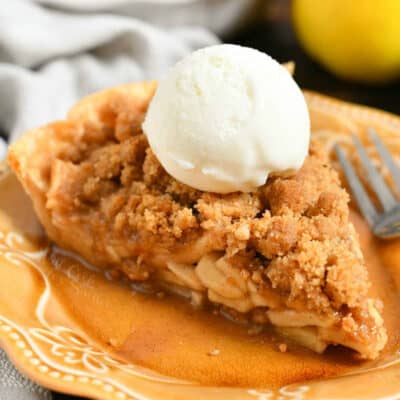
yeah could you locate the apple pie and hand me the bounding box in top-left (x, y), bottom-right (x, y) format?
top-left (8, 81), bottom-right (387, 359)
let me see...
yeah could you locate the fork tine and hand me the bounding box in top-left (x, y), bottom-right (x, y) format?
top-left (368, 128), bottom-right (400, 191)
top-left (335, 144), bottom-right (379, 226)
top-left (352, 134), bottom-right (397, 211)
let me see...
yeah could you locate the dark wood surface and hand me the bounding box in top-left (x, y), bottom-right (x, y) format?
top-left (52, 5), bottom-right (400, 400)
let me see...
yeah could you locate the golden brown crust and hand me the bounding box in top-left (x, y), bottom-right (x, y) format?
top-left (8, 81), bottom-right (387, 358)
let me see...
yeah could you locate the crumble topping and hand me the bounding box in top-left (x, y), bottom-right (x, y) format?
top-left (8, 82), bottom-right (387, 359)
top-left (40, 88), bottom-right (369, 317)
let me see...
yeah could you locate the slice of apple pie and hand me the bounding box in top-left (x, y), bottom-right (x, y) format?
top-left (8, 82), bottom-right (387, 359)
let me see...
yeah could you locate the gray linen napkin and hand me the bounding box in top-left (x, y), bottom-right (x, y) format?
top-left (0, 0), bottom-right (219, 398)
top-left (0, 0), bottom-right (218, 142)
top-left (0, 349), bottom-right (52, 400)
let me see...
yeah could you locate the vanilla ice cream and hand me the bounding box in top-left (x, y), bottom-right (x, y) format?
top-left (142, 44), bottom-right (310, 193)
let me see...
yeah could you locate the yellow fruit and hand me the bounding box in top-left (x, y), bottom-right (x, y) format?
top-left (292, 0), bottom-right (400, 83)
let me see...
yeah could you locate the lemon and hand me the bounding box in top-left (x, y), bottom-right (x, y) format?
top-left (292, 0), bottom-right (400, 83)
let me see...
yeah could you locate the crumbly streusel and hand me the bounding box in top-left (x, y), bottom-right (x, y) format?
top-left (40, 88), bottom-right (368, 317)
top-left (8, 82), bottom-right (387, 359)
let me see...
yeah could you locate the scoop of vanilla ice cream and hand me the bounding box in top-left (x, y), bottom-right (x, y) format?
top-left (142, 44), bottom-right (310, 193)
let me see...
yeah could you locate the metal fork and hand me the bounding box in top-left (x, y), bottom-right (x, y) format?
top-left (335, 128), bottom-right (400, 239)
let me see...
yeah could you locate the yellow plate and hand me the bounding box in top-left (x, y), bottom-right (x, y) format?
top-left (1, 91), bottom-right (400, 400)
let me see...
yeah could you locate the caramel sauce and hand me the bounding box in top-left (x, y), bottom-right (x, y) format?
top-left (2, 170), bottom-right (400, 389)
